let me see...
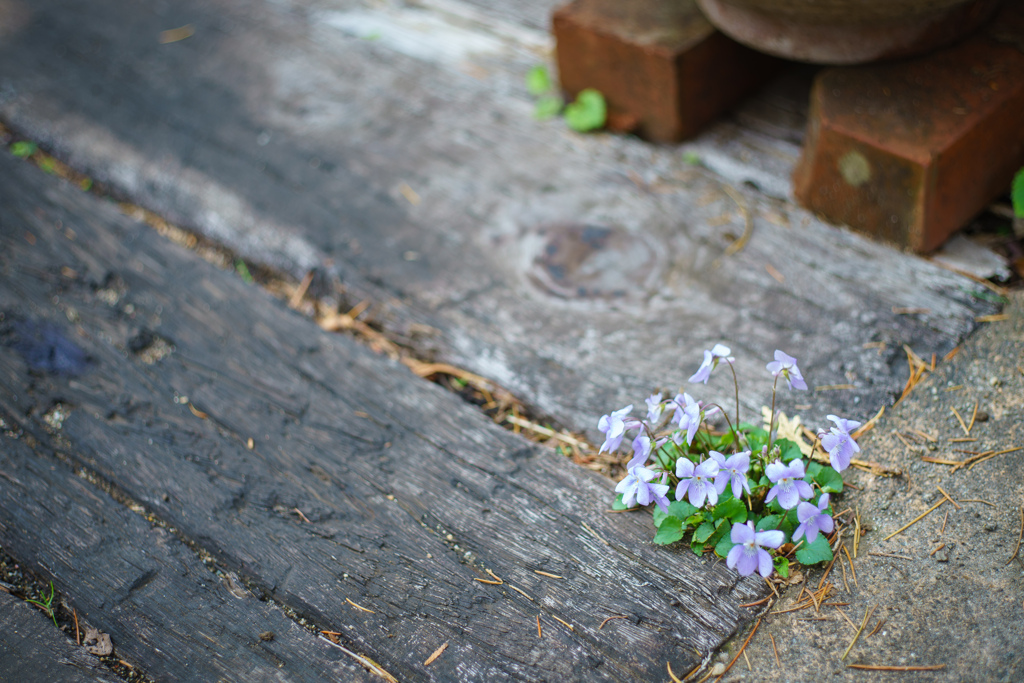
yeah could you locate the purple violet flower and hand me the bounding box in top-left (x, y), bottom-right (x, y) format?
top-left (688, 344), bottom-right (735, 384)
top-left (615, 465), bottom-right (670, 513)
top-left (645, 393), bottom-right (665, 424)
top-left (766, 350), bottom-right (808, 391)
top-left (670, 393), bottom-right (702, 447)
top-left (627, 434), bottom-right (652, 468)
top-left (727, 521), bottom-right (784, 578)
top-left (793, 494), bottom-right (834, 545)
top-left (710, 450), bottom-right (752, 499)
top-left (765, 459), bottom-right (813, 510)
top-left (818, 415), bottom-right (861, 472)
top-left (675, 457), bottom-right (720, 508)
top-left (598, 405), bottom-right (634, 453)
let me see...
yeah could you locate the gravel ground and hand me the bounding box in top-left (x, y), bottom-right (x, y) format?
top-left (703, 290), bottom-right (1024, 682)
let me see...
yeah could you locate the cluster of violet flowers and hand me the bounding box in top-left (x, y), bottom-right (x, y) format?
top-left (602, 347), bottom-right (862, 579)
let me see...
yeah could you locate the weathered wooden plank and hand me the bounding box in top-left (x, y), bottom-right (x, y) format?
top-left (0, 433), bottom-right (377, 682)
top-left (0, 141), bottom-right (763, 679)
top-left (0, 0), bottom-right (996, 445)
top-left (0, 590), bottom-right (121, 683)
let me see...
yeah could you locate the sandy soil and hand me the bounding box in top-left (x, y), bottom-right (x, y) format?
top-left (703, 290), bottom-right (1024, 682)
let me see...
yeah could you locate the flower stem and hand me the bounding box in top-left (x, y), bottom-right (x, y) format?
top-left (655, 445), bottom-right (673, 472)
top-left (709, 403), bottom-right (741, 454)
top-left (767, 375), bottom-right (779, 455)
top-left (728, 362), bottom-right (741, 433)
top-left (700, 420), bottom-right (714, 447)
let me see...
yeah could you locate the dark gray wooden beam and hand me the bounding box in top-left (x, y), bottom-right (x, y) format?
top-left (0, 0), bottom-right (996, 444)
top-left (0, 436), bottom-right (376, 682)
top-left (0, 591), bottom-right (121, 683)
top-left (0, 153), bottom-right (762, 680)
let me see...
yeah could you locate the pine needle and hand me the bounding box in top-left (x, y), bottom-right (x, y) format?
top-left (715, 618), bottom-right (761, 681)
top-left (847, 664), bottom-right (945, 671)
top-left (882, 497), bottom-right (945, 541)
top-left (936, 486), bottom-right (961, 510)
top-left (841, 606), bottom-right (874, 660)
top-left (842, 544), bottom-right (857, 588)
top-left (850, 406), bottom-right (884, 440)
top-left (950, 407), bottom-right (969, 435)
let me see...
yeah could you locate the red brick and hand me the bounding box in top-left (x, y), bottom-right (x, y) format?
top-left (553, 0), bottom-right (781, 142)
top-left (793, 4), bottom-right (1024, 253)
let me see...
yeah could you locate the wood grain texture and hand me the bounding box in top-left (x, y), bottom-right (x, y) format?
top-left (0, 153), bottom-right (763, 679)
top-left (0, 435), bottom-right (376, 682)
top-left (0, 591), bottom-right (121, 683)
top-left (0, 0), bottom-right (996, 446)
